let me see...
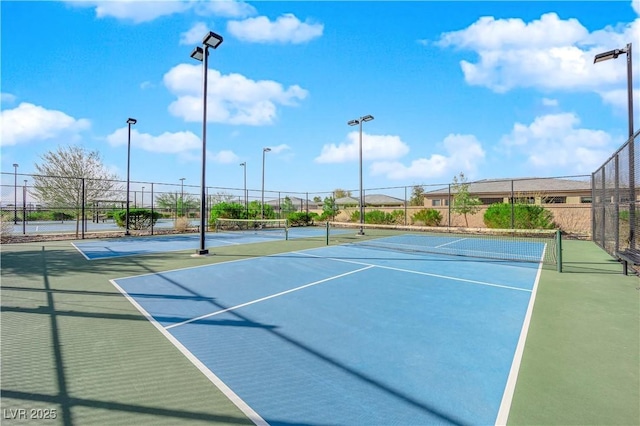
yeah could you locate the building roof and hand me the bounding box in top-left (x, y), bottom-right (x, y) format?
top-left (335, 194), bottom-right (405, 206)
top-left (425, 177), bottom-right (591, 196)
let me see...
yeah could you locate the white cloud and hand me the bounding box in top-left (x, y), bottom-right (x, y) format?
top-left (1, 93), bottom-right (16, 104)
top-left (500, 113), bottom-right (613, 173)
top-left (105, 126), bottom-right (239, 163)
top-left (227, 13), bottom-right (323, 44)
top-left (266, 144), bottom-right (291, 154)
top-left (542, 97), bottom-right (559, 107)
top-left (140, 81), bottom-right (154, 90)
top-left (67, 0), bottom-right (255, 23)
top-left (106, 127), bottom-right (201, 153)
top-left (195, 0), bottom-right (256, 18)
top-left (180, 22), bottom-right (210, 45)
top-left (370, 134), bottom-right (485, 180)
top-left (633, 0), bottom-right (640, 15)
top-left (315, 132), bottom-right (410, 164)
top-left (210, 149), bottom-right (240, 163)
top-left (67, 0), bottom-right (190, 24)
top-left (436, 11), bottom-right (640, 94)
top-left (0, 102), bottom-right (90, 147)
top-left (597, 88), bottom-right (640, 115)
top-left (164, 63), bottom-right (308, 125)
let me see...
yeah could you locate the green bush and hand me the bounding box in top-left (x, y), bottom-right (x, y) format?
top-left (288, 212), bottom-right (317, 226)
top-left (210, 202), bottom-right (247, 221)
top-left (114, 209), bottom-right (160, 230)
top-left (483, 203), bottom-right (555, 229)
top-left (411, 209), bottom-right (442, 226)
top-left (350, 209), bottom-right (404, 225)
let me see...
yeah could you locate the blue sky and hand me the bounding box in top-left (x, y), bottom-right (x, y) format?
top-left (2, 0), bottom-right (639, 197)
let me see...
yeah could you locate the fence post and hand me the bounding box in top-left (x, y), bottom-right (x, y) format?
top-left (591, 172), bottom-right (595, 242)
top-left (601, 167), bottom-right (606, 249)
top-left (614, 154), bottom-right (620, 253)
top-left (511, 180), bottom-right (515, 229)
top-left (81, 178), bottom-right (85, 240)
top-left (151, 183), bottom-right (154, 236)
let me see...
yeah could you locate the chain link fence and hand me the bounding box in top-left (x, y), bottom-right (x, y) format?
top-left (592, 129), bottom-right (640, 258)
top-left (1, 171), bottom-right (593, 241)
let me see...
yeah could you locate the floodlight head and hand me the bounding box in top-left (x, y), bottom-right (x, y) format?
top-left (347, 119), bottom-right (359, 126)
top-left (240, 162), bottom-right (246, 166)
top-left (263, 147), bottom-right (271, 153)
top-left (127, 118), bottom-right (137, 125)
top-left (203, 31), bottom-right (224, 49)
top-left (362, 114), bottom-right (374, 122)
top-left (594, 48), bottom-right (625, 64)
top-left (190, 46), bottom-right (204, 61)
top-left (12, 163), bottom-right (18, 168)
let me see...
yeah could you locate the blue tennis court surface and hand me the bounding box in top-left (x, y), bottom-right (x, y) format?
top-left (111, 242), bottom-right (543, 425)
top-left (73, 227), bottom-right (330, 260)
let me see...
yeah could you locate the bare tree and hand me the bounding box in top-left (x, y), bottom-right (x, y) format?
top-left (451, 172), bottom-right (481, 227)
top-left (32, 145), bottom-right (122, 237)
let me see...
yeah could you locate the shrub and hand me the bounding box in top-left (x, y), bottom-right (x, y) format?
top-left (351, 209), bottom-right (403, 225)
top-left (174, 216), bottom-right (190, 232)
top-left (411, 209), bottom-right (442, 226)
top-left (210, 202), bottom-right (247, 221)
top-left (288, 212), bottom-right (317, 227)
top-left (483, 203), bottom-right (555, 229)
top-left (113, 208), bottom-right (160, 230)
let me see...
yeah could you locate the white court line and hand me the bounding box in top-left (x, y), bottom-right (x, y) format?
top-left (434, 238), bottom-right (468, 248)
top-left (109, 279), bottom-right (268, 426)
top-left (165, 265), bottom-right (375, 330)
top-left (70, 242), bottom-right (91, 260)
top-left (294, 251), bottom-right (532, 293)
top-left (494, 245), bottom-right (546, 425)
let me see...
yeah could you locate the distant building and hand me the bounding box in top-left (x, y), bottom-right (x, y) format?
top-left (424, 177), bottom-right (592, 207)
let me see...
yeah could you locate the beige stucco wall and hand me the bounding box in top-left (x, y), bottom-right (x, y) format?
top-left (319, 203), bottom-right (592, 236)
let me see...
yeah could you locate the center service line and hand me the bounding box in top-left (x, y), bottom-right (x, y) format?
top-left (165, 265), bottom-right (375, 330)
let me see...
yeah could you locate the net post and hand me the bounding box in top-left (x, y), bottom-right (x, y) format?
top-left (556, 229), bottom-right (563, 273)
top-left (285, 219), bottom-right (289, 240)
top-left (326, 221), bottom-right (330, 245)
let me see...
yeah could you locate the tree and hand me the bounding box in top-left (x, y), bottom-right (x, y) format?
top-left (280, 196), bottom-right (296, 216)
top-left (322, 196), bottom-right (339, 220)
top-left (313, 196), bottom-right (322, 203)
top-left (451, 172), bottom-right (481, 227)
top-left (155, 192), bottom-right (199, 216)
top-left (334, 188), bottom-right (352, 199)
top-left (409, 185), bottom-right (426, 206)
top-left (32, 145), bottom-right (122, 237)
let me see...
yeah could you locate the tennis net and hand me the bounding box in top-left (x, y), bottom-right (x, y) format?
top-left (327, 222), bottom-right (560, 265)
top-left (214, 218), bottom-right (289, 239)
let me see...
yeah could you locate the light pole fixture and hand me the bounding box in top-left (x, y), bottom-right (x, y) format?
top-left (240, 162), bottom-right (247, 217)
top-left (261, 148), bottom-right (271, 218)
top-left (125, 117), bottom-right (137, 236)
top-left (594, 43), bottom-right (635, 249)
top-left (190, 30), bottom-right (224, 255)
top-left (180, 178), bottom-right (186, 217)
top-left (348, 114), bottom-right (374, 235)
top-left (12, 163), bottom-right (18, 224)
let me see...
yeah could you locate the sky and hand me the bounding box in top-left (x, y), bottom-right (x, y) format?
top-left (1, 0), bottom-right (640, 198)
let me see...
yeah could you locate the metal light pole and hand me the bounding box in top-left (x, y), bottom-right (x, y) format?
top-left (240, 162), bottom-right (247, 217)
top-left (348, 114), bottom-right (374, 235)
top-left (141, 186), bottom-right (145, 208)
top-left (12, 163), bottom-right (18, 224)
top-left (190, 31), bottom-right (224, 255)
top-left (180, 178), bottom-right (186, 217)
top-left (125, 118), bottom-right (137, 236)
top-left (261, 148), bottom-right (271, 218)
top-left (594, 43), bottom-right (635, 249)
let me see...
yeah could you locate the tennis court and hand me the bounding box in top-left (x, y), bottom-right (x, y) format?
top-left (108, 232), bottom-right (544, 425)
top-left (1, 227), bottom-right (638, 425)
